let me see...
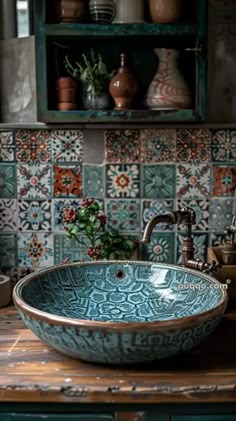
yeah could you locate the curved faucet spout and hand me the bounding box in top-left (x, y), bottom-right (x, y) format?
top-left (142, 212), bottom-right (178, 243)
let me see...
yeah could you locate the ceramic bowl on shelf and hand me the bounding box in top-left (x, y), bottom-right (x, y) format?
top-left (13, 261), bottom-right (227, 365)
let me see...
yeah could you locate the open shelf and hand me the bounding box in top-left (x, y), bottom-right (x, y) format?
top-left (38, 109), bottom-right (199, 124)
top-left (44, 23), bottom-right (198, 38)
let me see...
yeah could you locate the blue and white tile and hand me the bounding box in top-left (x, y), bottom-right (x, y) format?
top-left (209, 198), bottom-right (234, 232)
top-left (141, 199), bottom-right (175, 232)
top-left (0, 132), bottom-right (15, 162)
top-left (18, 200), bottom-right (52, 231)
top-left (0, 199), bottom-right (17, 231)
top-left (17, 163), bottom-right (52, 199)
top-left (51, 130), bottom-right (84, 162)
top-left (142, 233), bottom-right (175, 264)
top-left (176, 199), bottom-right (210, 231)
top-left (18, 233), bottom-right (54, 268)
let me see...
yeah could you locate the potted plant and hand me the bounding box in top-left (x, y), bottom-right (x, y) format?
top-left (64, 49), bottom-right (115, 110)
top-left (63, 195), bottom-right (139, 261)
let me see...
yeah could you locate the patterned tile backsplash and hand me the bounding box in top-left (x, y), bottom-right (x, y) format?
top-left (0, 128), bottom-right (236, 285)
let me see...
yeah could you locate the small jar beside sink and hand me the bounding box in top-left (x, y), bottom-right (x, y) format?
top-left (0, 275), bottom-right (12, 308)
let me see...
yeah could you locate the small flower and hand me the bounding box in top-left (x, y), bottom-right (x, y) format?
top-left (63, 207), bottom-right (77, 222)
top-left (61, 257), bottom-right (71, 264)
top-left (87, 245), bottom-right (102, 259)
top-left (98, 214), bottom-right (107, 227)
top-left (81, 195), bottom-right (95, 208)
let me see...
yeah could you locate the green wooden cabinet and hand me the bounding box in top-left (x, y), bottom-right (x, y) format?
top-left (0, 415), bottom-right (114, 421)
top-left (172, 417), bottom-right (236, 421)
top-left (34, 0), bottom-right (208, 124)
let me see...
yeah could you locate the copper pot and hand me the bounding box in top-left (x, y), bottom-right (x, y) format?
top-left (57, 102), bottom-right (77, 110)
top-left (149, 0), bottom-right (183, 23)
top-left (56, 0), bottom-right (87, 23)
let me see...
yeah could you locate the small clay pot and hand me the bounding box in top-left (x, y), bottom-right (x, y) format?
top-left (56, 0), bottom-right (87, 23)
top-left (0, 275), bottom-right (11, 308)
top-left (57, 87), bottom-right (77, 103)
top-left (56, 77), bottom-right (77, 89)
top-left (149, 0), bottom-right (183, 23)
top-left (57, 102), bottom-right (77, 110)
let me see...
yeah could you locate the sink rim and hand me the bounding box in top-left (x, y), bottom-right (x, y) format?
top-left (13, 260), bottom-right (228, 331)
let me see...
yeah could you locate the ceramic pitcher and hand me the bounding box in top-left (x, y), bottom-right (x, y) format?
top-left (113, 0), bottom-right (145, 23)
top-left (145, 48), bottom-right (191, 110)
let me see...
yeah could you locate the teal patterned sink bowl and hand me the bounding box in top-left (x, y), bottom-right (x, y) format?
top-left (13, 261), bottom-right (227, 364)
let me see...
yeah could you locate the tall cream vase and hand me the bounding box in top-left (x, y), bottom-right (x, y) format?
top-left (113, 0), bottom-right (145, 23)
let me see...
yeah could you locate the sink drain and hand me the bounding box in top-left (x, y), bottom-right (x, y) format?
top-left (115, 269), bottom-right (125, 280)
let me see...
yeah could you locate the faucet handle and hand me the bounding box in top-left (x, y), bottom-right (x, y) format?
top-left (203, 260), bottom-right (221, 275)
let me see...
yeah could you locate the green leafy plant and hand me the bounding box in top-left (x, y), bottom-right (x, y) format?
top-left (64, 49), bottom-right (115, 94)
top-left (63, 196), bottom-right (139, 262)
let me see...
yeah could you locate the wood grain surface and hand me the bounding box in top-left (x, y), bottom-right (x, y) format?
top-left (1, 305), bottom-right (236, 404)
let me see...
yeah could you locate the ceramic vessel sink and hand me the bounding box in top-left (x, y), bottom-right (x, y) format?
top-left (13, 261), bottom-right (228, 364)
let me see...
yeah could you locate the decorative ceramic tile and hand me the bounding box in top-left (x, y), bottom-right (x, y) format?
top-left (83, 165), bottom-right (104, 198)
top-left (0, 199), bottom-right (17, 231)
top-left (142, 165), bottom-right (175, 199)
top-left (51, 130), bottom-right (83, 162)
top-left (176, 199), bottom-right (210, 231)
top-left (142, 233), bottom-right (175, 264)
top-left (140, 129), bottom-right (176, 163)
top-left (142, 199), bottom-right (175, 232)
top-left (176, 129), bottom-right (211, 162)
top-left (176, 163), bottom-right (211, 198)
top-left (212, 130), bottom-right (236, 162)
top-left (53, 164), bottom-right (83, 198)
top-left (18, 200), bottom-right (52, 231)
top-left (176, 233), bottom-right (208, 264)
top-left (18, 233), bottom-right (54, 268)
top-left (209, 232), bottom-right (227, 247)
top-left (53, 199), bottom-right (82, 231)
top-left (16, 130), bottom-right (51, 163)
top-left (212, 165), bottom-right (236, 196)
top-left (209, 198), bottom-right (234, 232)
top-left (54, 234), bottom-right (90, 264)
top-left (106, 164), bottom-right (140, 198)
top-left (105, 130), bottom-right (141, 163)
top-left (17, 163), bottom-right (51, 199)
top-left (0, 164), bottom-right (16, 198)
top-left (0, 132), bottom-right (15, 162)
top-left (106, 199), bottom-right (140, 232)
top-left (0, 234), bottom-right (17, 270)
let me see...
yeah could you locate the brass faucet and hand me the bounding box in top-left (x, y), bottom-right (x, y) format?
top-left (142, 207), bottom-right (219, 274)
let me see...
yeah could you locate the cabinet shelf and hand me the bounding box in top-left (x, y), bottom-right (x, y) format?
top-left (44, 23), bottom-right (198, 38)
top-left (40, 109), bottom-right (198, 124)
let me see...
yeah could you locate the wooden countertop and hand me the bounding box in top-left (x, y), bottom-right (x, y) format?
top-left (1, 305), bottom-right (236, 404)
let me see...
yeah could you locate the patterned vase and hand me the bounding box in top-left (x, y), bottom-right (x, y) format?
top-left (113, 0), bottom-right (145, 23)
top-left (145, 48), bottom-right (191, 110)
top-left (149, 0), bottom-right (183, 23)
top-left (109, 53), bottom-right (138, 110)
top-left (89, 0), bottom-right (115, 23)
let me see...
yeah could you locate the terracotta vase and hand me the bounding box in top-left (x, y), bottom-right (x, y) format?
top-left (145, 48), bottom-right (191, 110)
top-left (113, 0), bottom-right (145, 23)
top-left (89, 0), bottom-right (115, 23)
top-left (56, 77), bottom-right (77, 110)
top-left (149, 0), bottom-right (183, 23)
top-left (56, 0), bottom-right (87, 23)
top-left (109, 53), bottom-right (138, 110)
